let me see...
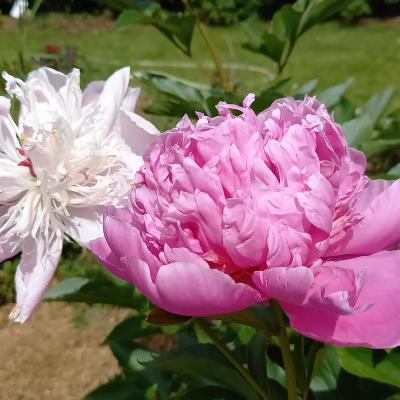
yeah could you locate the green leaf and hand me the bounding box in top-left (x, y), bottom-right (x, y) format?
top-left (332, 96), bottom-right (356, 123)
top-left (135, 71), bottom-right (217, 102)
top-left (117, 9), bottom-right (148, 26)
top-left (44, 277), bottom-right (146, 309)
top-left (385, 393), bottom-right (400, 400)
top-left (293, 336), bottom-right (307, 392)
top-left (243, 32), bottom-right (285, 64)
top-left (388, 163), bottom-right (400, 175)
top-left (337, 347), bottom-right (400, 389)
top-left (272, 5), bottom-right (301, 43)
top-left (362, 87), bottom-right (395, 125)
top-left (233, 324), bottom-right (256, 345)
top-left (145, 344), bottom-right (259, 400)
top-left (135, 71), bottom-right (222, 115)
top-left (311, 346), bottom-right (341, 394)
top-left (297, 0), bottom-right (354, 35)
top-left (317, 78), bottom-right (353, 108)
top-left (147, 307), bottom-right (192, 326)
top-left (106, 315), bottom-right (160, 345)
top-left (252, 91), bottom-right (284, 113)
top-left (247, 332), bottom-right (268, 392)
top-left (84, 375), bottom-right (146, 400)
top-left (211, 308), bottom-right (276, 336)
top-left (342, 115), bottom-right (374, 147)
top-left (152, 15), bottom-right (196, 57)
top-left (361, 138), bottom-right (400, 158)
top-left (118, 8), bottom-right (195, 56)
top-left (176, 386), bottom-right (244, 400)
top-left (295, 79), bottom-right (319, 98)
top-left (242, 17), bottom-right (285, 64)
top-left (267, 380), bottom-right (287, 400)
top-left (98, 0), bottom-right (149, 12)
top-left (105, 315), bottom-right (161, 372)
top-left (144, 97), bottom-right (200, 118)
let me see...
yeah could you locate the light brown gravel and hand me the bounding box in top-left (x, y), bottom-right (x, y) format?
top-left (0, 303), bottom-right (130, 400)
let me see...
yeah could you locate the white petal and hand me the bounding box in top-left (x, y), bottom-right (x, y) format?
top-left (0, 157), bottom-right (31, 202)
top-left (119, 109), bottom-right (160, 155)
top-left (0, 205), bottom-right (20, 262)
top-left (82, 80), bottom-right (105, 108)
top-left (27, 67), bottom-right (68, 91)
top-left (0, 241), bottom-right (20, 263)
top-left (96, 67), bottom-right (130, 135)
top-left (83, 79), bottom-right (139, 112)
top-left (0, 96), bottom-right (21, 161)
top-left (122, 87), bottom-right (141, 112)
top-left (10, 233), bottom-right (63, 323)
top-left (65, 206), bottom-right (104, 245)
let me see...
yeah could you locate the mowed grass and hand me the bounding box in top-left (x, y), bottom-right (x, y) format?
top-left (0, 13), bottom-right (400, 293)
top-left (1, 14), bottom-right (400, 105)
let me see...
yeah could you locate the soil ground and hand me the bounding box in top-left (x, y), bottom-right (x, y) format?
top-left (0, 303), bottom-right (129, 400)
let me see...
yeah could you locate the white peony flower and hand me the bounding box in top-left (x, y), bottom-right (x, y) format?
top-left (0, 66), bottom-right (159, 322)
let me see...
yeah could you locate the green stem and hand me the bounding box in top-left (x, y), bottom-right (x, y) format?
top-left (194, 319), bottom-right (269, 400)
top-left (181, 0), bottom-right (230, 91)
top-left (302, 341), bottom-right (323, 400)
top-left (195, 22), bottom-right (230, 91)
top-left (277, 41), bottom-right (295, 77)
top-left (17, 17), bottom-right (27, 74)
top-left (270, 301), bottom-right (298, 400)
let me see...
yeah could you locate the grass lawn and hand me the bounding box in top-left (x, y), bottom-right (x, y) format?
top-left (1, 14), bottom-right (400, 105)
top-left (1, 13), bottom-right (400, 297)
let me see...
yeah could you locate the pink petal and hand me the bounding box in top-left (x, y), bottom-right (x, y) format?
top-left (253, 266), bottom-right (313, 304)
top-left (223, 198), bottom-right (269, 268)
top-left (327, 179), bottom-right (400, 256)
top-left (155, 261), bottom-right (262, 316)
top-left (103, 207), bottom-right (159, 278)
top-left (303, 264), bottom-right (365, 314)
top-left (283, 251), bottom-right (400, 348)
top-left (89, 237), bottom-right (130, 282)
top-left (118, 251), bottom-right (262, 317)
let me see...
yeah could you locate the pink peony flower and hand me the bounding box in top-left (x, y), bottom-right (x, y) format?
top-left (91, 94), bottom-right (400, 348)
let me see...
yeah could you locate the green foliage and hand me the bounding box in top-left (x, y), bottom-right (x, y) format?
top-left (1, 7), bottom-right (400, 400)
top-left (341, 0), bottom-right (372, 20)
top-left (311, 346), bottom-right (341, 396)
top-left (146, 343), bottom-right (260, 399)
top-left (0, 258), bottom-right (18, 305)
top-left (243, 0), bottom-right (353, 74)
top-left (147, 306), bottom-right (192, 326)
top-left (247, 332), bottom-right (268, 392)
top-left (134, 70), bottom-right (230, 116)
top-left (118, 4), bottom-right (196, 56)
top-left (337, 348), bottom-right (400, 389)
top-left (192, 0), bottom-right (262, 26)
top-left (44, 277), bottom-right (148, 311)
top-left (85, 375), bottom-right (147, 400)
top-left (317, 78), bottom-right (354, 108)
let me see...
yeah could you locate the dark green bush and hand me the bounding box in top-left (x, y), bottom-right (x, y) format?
top-left (191, 0), bottom-right (262, 26)
top-left (341, 0), bottom-right (372, 20)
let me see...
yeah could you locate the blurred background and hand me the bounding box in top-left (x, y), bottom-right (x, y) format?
top-left (1, 1), bottom-right (400, 399)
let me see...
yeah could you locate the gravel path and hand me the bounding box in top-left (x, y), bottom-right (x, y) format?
top-left (0, 303), bottom-right (129, 400)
